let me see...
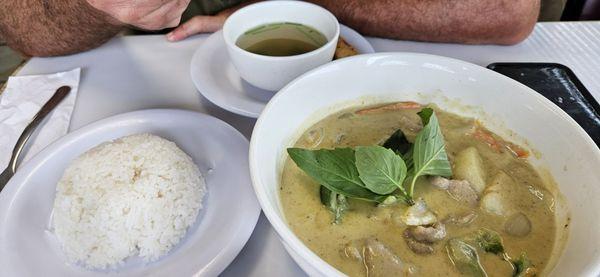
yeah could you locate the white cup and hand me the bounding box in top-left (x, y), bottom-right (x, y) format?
top-left (222, 1), bottom-right (340, 91)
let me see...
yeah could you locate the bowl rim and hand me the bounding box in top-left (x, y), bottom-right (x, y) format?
top-left (249, 52), bottom-right (600, 276)
top-left (222, 0), bottom-right (341, 62)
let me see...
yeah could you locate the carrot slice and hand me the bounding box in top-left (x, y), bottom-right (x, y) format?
top-left (472, 123), bottom-right (530, 158)
top-left (355, 101), bottom-right (423, 115)
top-left (505, 143), bottom-right (530, 158)
top-left (472, 128), bottom-right (502, 153)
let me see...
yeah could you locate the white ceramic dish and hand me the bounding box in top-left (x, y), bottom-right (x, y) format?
top-left (0, 109), bottom-right (261, 276)
top-left (223, 1), bottom-right (339, 91)
top-left (190, 25), bottom-right (374, 118)
top-left (249, 53), bottom-right (600, 276)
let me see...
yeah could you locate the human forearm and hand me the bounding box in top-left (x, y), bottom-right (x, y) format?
top-left (308, 0), bottom-right (540, 45)
top-left (0, 0), bottom-right (123, 57)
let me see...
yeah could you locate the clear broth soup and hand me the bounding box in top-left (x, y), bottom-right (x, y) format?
top-left (236, 22), bottom-right (328, 56)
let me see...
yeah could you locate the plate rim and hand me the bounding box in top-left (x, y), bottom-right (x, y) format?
top-left (0, 108), bottom-right (261, 276)
top-left (190, 30), bottom-right (261, 118)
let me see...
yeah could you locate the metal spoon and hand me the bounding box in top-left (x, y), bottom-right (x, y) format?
top-left (0, 86), bottom-right (71, 191)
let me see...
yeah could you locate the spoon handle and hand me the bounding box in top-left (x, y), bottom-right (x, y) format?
top-left (6, 86), bottom-right (71, 173)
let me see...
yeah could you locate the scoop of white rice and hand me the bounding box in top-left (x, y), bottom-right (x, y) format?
top-left (52, 133), bottom-right (206, 269)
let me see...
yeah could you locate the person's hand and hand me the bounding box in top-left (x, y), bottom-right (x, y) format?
top-left (86, 0), bottom-right (191, 30)
top-left (166, 14), bottom-right (227, 42)
top-left (166, 1), bottom-right (259, 42)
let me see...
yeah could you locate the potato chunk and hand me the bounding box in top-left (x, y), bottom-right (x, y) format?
top-left (480, 190), bottom-right (506, 216)
top-left (453, 147), bottom-right (487, 193)
top-left (480, 172), bottom-right (515, 217)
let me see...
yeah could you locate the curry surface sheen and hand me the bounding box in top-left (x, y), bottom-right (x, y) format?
top-left (280, 105), bottom-right (560, 276)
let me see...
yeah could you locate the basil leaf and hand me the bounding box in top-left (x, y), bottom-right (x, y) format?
top-left (288, 148), bottom-right (386, 202)
top-left (320, 185), bottom-right (332, 205)
top-left (403, 146), bottom-right (414, 172)
top-left (382, 129), bottom-right (411, 155)
top-left (355, 146), bottom-right (407, 195)
top-left (408, 108), bottom-right (452, 196)
top-left (382, 129), bottom-right (414, 172)
top-left (319, 186), bottom-right (348, 224)
top-left (419, 107), bottom-right (434, 125)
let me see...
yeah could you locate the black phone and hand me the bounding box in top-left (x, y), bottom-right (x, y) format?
top-left (487, 63), bottom-right (600, 146)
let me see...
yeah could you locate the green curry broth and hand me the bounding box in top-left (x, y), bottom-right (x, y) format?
top-left (280, 104), bottom-right (560, 276)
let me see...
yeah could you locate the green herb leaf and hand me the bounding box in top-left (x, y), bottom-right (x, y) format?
top-left (288, 148), bottom-right (386, 202)
top-left (382, 129), bottom-right (414, 172)
top-left (382, 129), bottom-right (412, 155)
top-left (446, 238), bottom-right (487, 277)
top-left (403, 146), bottom-right (414, 172)
top-left (320, 185), bottom-right (333, 205)
top-left (378, 195), bottom-right (400, 207)
top-left (319, 186), bottom-right (349, 224)
top-left (408, 108), bottom-right (452, 197)
top-left (355, 146), bottom-right (408, 195)
top-left (419, 107), bottom-right (434, 125)
top-left (513, 252), bottom-right (536, 277)
top-left (333, 194), bottom-right (349, 223)
top-left (474, 228), bottom-right (505, 255)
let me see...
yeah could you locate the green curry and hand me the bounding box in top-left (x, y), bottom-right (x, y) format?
top-left (280, 102), bottom-right (566, 276)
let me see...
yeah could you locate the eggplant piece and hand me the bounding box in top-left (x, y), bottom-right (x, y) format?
top-left (446, 238), bottom-right (487, 277)
top-left (505, 212), bottom-right (532, 237)
top-left (473, 228), bottom-right (504, 255)
top-left (513, 252), bottom-right (537, 277)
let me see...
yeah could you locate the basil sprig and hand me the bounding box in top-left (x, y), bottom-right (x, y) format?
top-left (408, 109), bottom-right (453, 196)
top-left (287, 147), bottom-right (388, 202)
top-left (355, 146), bottom-right (407, 195)
top-left (288, 108), bottom-right (452, 222)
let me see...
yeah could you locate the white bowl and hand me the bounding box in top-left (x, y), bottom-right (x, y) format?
top-left (222, 1), bottom-right (339, 91)
top-left (249, 53), bottom-right (600, 276)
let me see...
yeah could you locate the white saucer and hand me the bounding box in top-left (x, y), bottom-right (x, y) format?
top-left (0, 109), bottom-right (261, 276)
top-left (190, 25), bottom-right (375, 118)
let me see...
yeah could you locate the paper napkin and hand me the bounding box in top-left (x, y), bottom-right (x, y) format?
top-left (0, 68), bottom-right (80, 170)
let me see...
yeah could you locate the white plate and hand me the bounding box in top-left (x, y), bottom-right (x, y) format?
top-left (0, 109), bottom-right (261, 276)
top-left (190, 25), bottom-right (375, 118)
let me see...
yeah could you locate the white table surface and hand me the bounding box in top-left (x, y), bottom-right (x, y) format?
top-left (15, 21), bottom-right (600, 276)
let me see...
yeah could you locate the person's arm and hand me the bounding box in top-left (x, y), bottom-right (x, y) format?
top-left (310, 0), bottom-right (540, 45)
top-left (168, 0), bottom-right (539, 45)
top-left (0, 0), bottom-right (121, 57)
top-left (0, 0), bottom-right (190, 57)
